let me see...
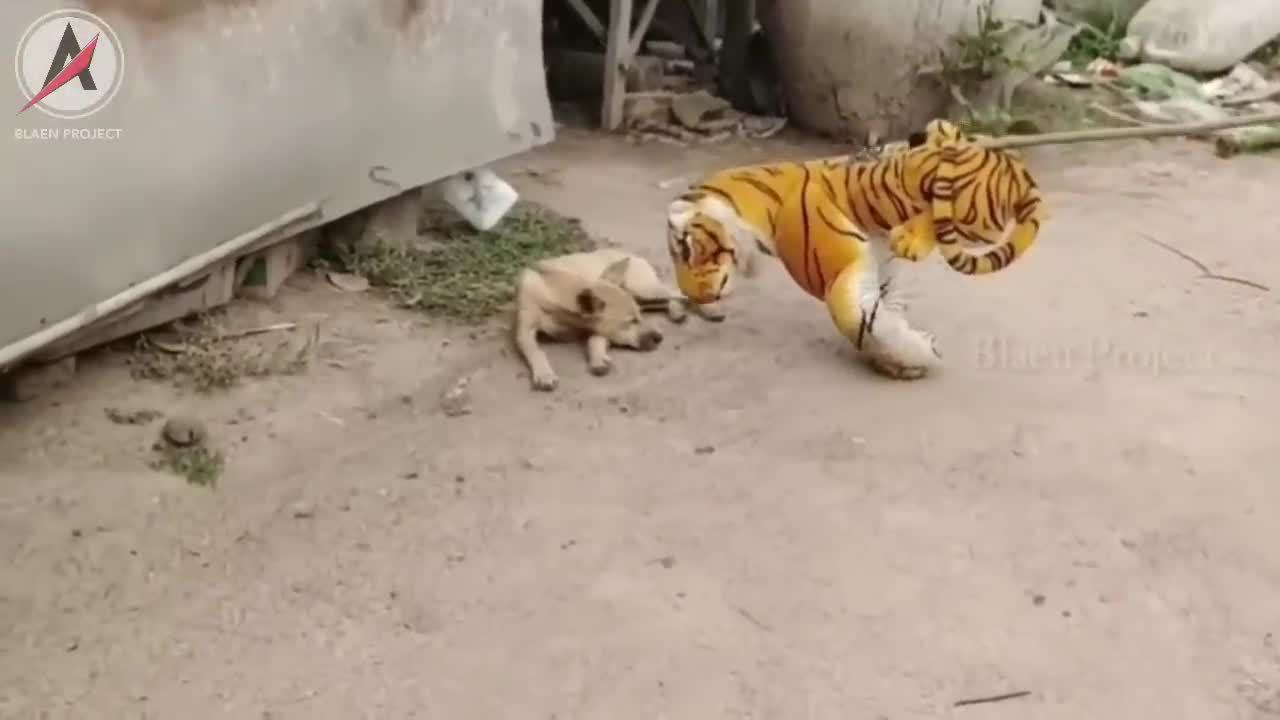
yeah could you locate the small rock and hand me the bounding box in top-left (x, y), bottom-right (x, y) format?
top-left (694, 445), bottom-right (715, 455)
top-left (1032, 593), bottom-right (1046, 606)
top-left (623, 92), bottom-right (674, 128)
top-left (671, 89), bottom-right (732, 130)
top-left (441, 375), bottom-right (472, 417)
top-left (105, 407), bottom-right (163, 425)
top-left (289, 500), bottom-right (316, 519)
top-left (326, 271), bottom-right (371, 293)
top-left (162, 416), bottom-right (207, 447)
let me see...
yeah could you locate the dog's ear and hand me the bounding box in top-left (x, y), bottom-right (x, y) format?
top-left (577, 288), bottom-right (605, 315)
top-left (600, 257), bottom-right (631, 285)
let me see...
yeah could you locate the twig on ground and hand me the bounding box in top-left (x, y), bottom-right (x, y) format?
top-left (215, 322), bottom-right (298, 340)
top-left (953, 690), bottom-right (1032, 707)
top-left (730, 604), bottom-right (774, 632)
top-left (1141, 235), bottom-right (1271, 292)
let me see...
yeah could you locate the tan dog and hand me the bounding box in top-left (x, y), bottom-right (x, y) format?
top-left (514, 248), bottom-right (718, 391)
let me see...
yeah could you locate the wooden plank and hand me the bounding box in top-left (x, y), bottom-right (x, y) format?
top-left (628, 0), bottom-right (663, 57)
top-left (561, 0), bottom-right (607, 44)
top-left (32, 260), bottom-right (238, 362)
top-left (602, 0), bottom-right (634, 130)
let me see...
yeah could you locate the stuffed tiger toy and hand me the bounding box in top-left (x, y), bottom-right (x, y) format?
top-left (665, 118), bottom-right (1047, 379)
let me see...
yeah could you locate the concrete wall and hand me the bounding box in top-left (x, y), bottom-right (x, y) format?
top-left (1, 0), bottom-right (554, 363)
top-left (759, 0), bottom-right (1042, 141)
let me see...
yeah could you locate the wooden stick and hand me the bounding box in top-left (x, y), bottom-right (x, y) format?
top-left (628, 0), bottom-right (662, 58)
top-left (561, 0), bottom-right (607, 45)
top-left (601, 0), bottom-right (634, 131)
top-left (818, 109), bottom-right (1280, 163)
top-left (954, 690), bottom-right (1032, 707)
top-left (981, 109), bottom-right (1280, 150)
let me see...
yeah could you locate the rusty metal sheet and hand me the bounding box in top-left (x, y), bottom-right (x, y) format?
top-left (1, 0), bottom-right (554, 362)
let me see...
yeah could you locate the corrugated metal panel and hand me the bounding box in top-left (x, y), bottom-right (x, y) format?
top-left (1, 0), bottom-right (553, 363)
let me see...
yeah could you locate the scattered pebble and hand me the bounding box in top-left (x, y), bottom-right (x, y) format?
top-left (104, 407), bottom-right (163, 425)
top-left (289, 500), bottom-right (316, 519)
top-left (441, 375), bottom-right (472, 417)
top-left (695, 445), bottom-right (715, 455)
top-left (326, 271), bottom-right (371, 293)
top-left (162, 416), bottom-right (207, 447)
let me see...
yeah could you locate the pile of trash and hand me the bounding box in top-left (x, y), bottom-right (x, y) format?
top-left (1046, 58), bottom-right (1280, 155)
top-left (959, 0), bottom-right (1280, 155)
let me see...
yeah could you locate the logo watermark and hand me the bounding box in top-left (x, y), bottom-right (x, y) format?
top-left (974, 336), bottom-right (1219, 377)
top-left (14, 8), bottom-right (124, 138)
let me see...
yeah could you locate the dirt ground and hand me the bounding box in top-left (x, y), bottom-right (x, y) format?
top-left (2, 127), bottom-right (1279, 720)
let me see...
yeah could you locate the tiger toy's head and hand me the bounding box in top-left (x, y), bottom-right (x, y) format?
top-left (907, 117), bottom-right (967, 149)
top-left (665, 188), bottom-right (762, 306)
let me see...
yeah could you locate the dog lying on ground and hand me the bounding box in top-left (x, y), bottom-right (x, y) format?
top-left (513, 248), bottom-right (720, 391)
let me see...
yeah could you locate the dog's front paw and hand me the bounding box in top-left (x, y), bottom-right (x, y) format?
top-left (589, 358), bottom-right (613, 377)
top-left (531, 371), bottom-right (559, 392)
top-left (665, 299), bottom-right (689, 324)
top-left (692, 302), bottom-right (727, 323)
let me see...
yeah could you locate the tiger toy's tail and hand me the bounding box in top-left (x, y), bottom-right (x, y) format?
top-left (929, 143), bottom-right (1046, 276)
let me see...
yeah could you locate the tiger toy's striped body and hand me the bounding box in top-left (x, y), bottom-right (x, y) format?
top-left (665, 119), bottom-right (1047, 379)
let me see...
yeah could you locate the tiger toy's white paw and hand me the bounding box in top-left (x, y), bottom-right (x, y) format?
top-left (859, 328), bottom-right (942, 381)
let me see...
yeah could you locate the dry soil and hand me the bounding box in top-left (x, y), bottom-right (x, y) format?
top-left (2, 129), bottom-right (1279, 720)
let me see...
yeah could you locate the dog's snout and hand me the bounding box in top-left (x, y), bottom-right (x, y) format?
top-left (639, 330), bottom-right (663, 351)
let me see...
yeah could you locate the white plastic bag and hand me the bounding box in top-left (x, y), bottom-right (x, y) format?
top-left (1125, 0), bottom-right (1280, 73)
top-left (440, 168), bottom-right (519, 232)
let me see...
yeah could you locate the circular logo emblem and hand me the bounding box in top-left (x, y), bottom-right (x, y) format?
top-left (15, 9), bottom-right (124, 120)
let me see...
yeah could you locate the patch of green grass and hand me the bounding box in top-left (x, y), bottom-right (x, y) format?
top-left (151, 443), bottom-right (224, 487)
top-left (938, 0), bottom-right (1016, 84)
top-left (956, 107), bottom-right (1043, 137)
top-left (336, 204), bottom-right (596, 324)
top-left (1061, 19), bottom-right (1125, 67)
